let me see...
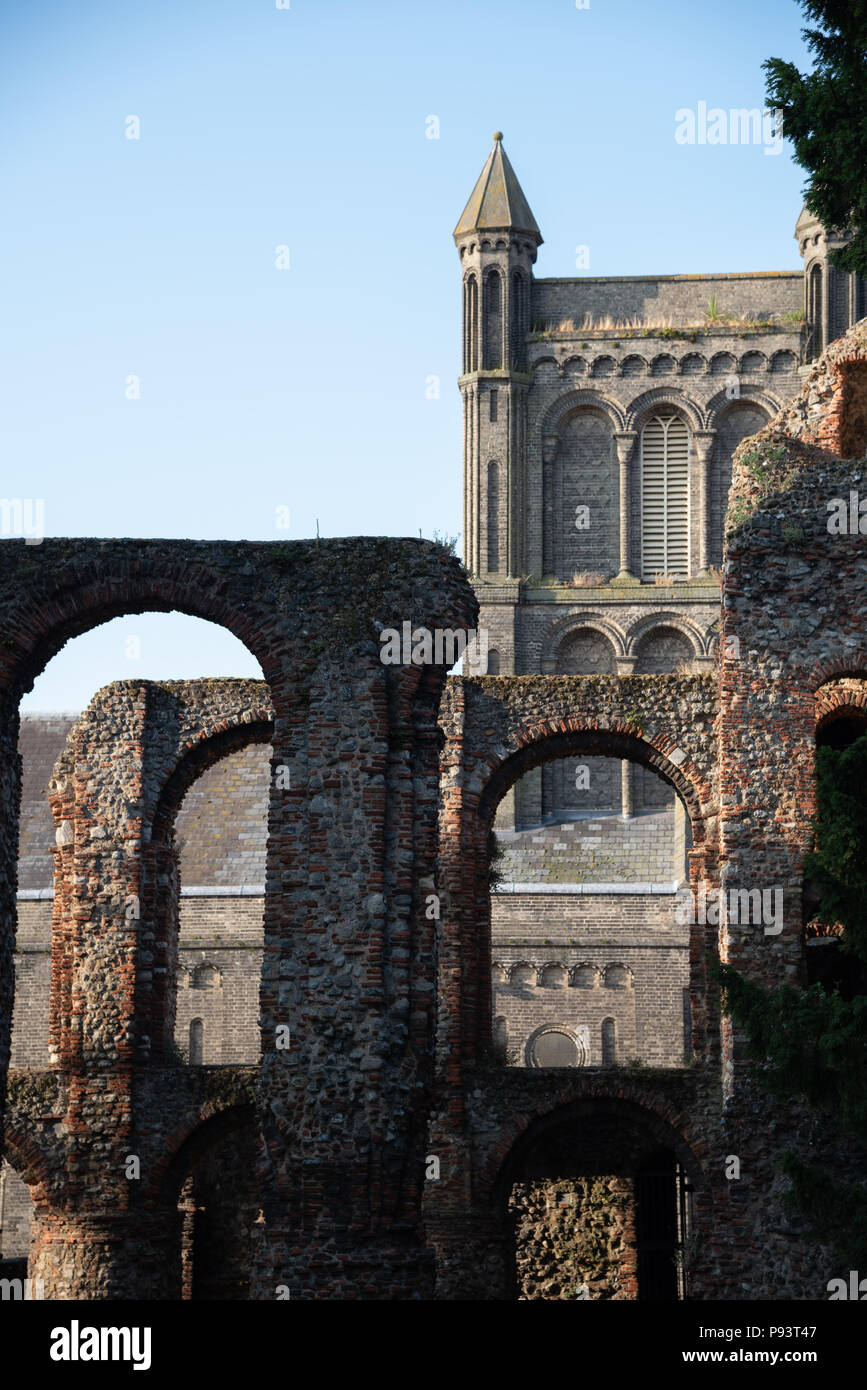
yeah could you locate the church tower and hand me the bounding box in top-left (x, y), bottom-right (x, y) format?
top-left (454, 133), bottom-right (542, 579)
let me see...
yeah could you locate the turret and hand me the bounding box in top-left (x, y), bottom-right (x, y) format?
top-left (455, 133), bottom-right (542, 577)
top-left (796, 204), bottom-right (867, 360)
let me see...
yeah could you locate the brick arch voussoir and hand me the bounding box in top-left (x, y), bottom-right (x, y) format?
top-left (3, 1123), bottom-right (60, 1203)
top-left (151, 712), bottom-right (275, 845)
top-left (0, 567), bottom-right (280, 711)
top-left (812, 655), bottom-right (867, 690)
top-left (480, 1084), bottom-right (706, 1204)
top-left (815, 680), bottom-right (867, 730)
top-left (476, 720), bottom-right (705, 842)
top-left (146, 1098), bottom-right (257, 1206)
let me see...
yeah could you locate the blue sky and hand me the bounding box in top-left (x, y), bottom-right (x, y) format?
top-left (2, 0), bottom-right (812, 709)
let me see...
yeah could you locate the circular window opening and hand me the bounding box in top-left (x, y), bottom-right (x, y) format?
top-left (530, 1028), bottom-right (584, 1068)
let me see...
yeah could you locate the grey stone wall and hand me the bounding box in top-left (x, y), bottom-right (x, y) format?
top-left (11, 896), bottom-right (264, 1071)
top-left (491, 891), bottom-right (689, 1068)
top-left (174, 898), bottom-right (263, 1066)
top-left (10, 902), bottom-right (51, 1066)
top-left (531, 272), bottom-right (803, 327)
top-left (0, 1160), bottom-right (32, 1259)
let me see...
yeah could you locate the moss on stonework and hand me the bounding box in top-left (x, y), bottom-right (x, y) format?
top-left (7, 1068), bottom-right (61, 1112)
top-left (510, 1176), bottom-right (631, 1300)
top-left (199, 1067), bottom-right (257, 1109)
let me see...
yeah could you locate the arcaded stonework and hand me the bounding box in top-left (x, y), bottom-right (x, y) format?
top-left (0, 537), bottom-right (476, 1299)
top-left (1, 322), bottom-right (867, 1299)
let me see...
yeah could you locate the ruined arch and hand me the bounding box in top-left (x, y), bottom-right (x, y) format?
top-left (0, 1145), bottom-right (38, 1271)
top-left (814, 677), bottom-right (867, 747)
top-left (47, 684), bottom-right (275, 1068)
top-left (437, 674), bottom-right (718, 1092)
top-left (150, 1100), bottom-right (259, 1300)
top-left (811, 654), bottom-right (867, 690)
top-left (490, 1092), bottom-right (704, 1205)
top-left (149, 1100), bottom-right (257, 1207)
top-left (0, 557), bottom-right (276, 716)
top-left (486, 1092), bottom-right (703, 1300)
top-left (478, 722), bottom-right (706, 835)
top-left (0, 536), bottom-right (477, 1301)
top-left (1, 1125), bottom-right (56, 1205)
top-left (150, 712), bottom-right (274, 847)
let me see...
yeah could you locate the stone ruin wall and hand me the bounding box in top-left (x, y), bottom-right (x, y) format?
top-left (1, 323), bottom-right (867, 1297)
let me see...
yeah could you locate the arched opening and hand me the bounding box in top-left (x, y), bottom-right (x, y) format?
top-left (163, 730), bottom-right (272, 1068)
top-left (10, 613), bottom-right (267, 1070)
top-left (486, 731), bottom-right (701, 1074)
top-left (808, 262), bottom-right (823, 359)
top-left (487, 459), bottom-right (500, 573)
top-left (498, 1099), bottom-right (698, 1301)
top-left (640, 414), bottom-right (689, 580)
top-left (159, 1106), bottom-right (259, 1301)
top-left (483, 269), bottom-right (503, 370)
top-left (189, 1018), bottom-right (204, 1065)
top-left (463, 274), bottom-right (479, 373)
top-left (3, 600), bottom-right (272, 1284)
top-left (816, 710), bottom-right (867, 750)
top-left (510, 271), bottom-right (528, 371)
top-left (807, 691), bottom-right (867, 994)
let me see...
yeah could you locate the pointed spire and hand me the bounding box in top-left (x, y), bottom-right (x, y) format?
top-left (453, 132), bottom-right (542, 243)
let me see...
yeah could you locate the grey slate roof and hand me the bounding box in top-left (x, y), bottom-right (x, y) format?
top-left (453, 133), bottom-right (542, 242)
top-left (17, 716), bottom-right (271, 892)
top-left (17, 716), bottom-right (77, 893)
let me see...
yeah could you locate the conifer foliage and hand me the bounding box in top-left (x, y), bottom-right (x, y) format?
top-left (764, 1), bottom-right (867, 275)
